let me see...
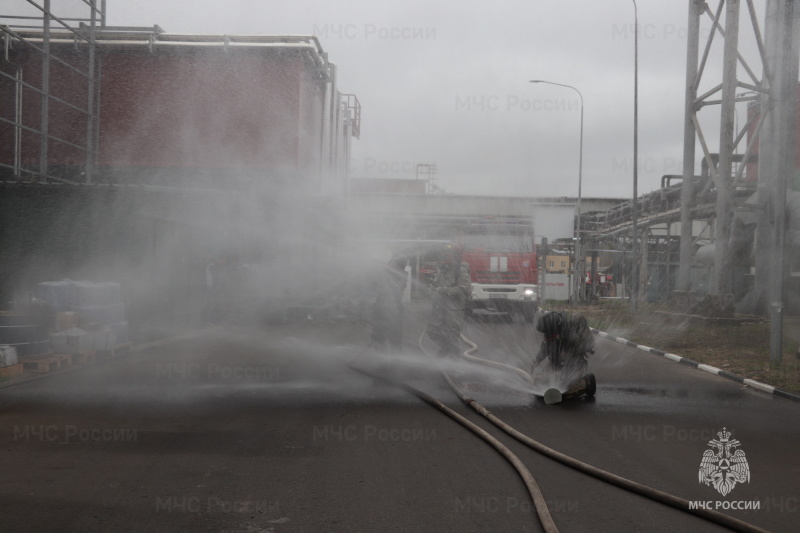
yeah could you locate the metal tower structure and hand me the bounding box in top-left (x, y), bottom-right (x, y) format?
top-left (677, 0), bottom-right (799, 362)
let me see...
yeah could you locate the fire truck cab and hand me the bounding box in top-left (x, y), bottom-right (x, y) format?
top-left (459, 218), bottom-right (538, 321)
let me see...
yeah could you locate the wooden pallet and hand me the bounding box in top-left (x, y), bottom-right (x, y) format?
top-left (66, 351), bottom-right (97, 365)
top-left (0, 364), bottom-right (23, 378)
top-left (20, 354), bottom-right (70, 373)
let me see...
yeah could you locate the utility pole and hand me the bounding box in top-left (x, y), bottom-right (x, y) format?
top-left (631, 0), bottom-right (640, 312)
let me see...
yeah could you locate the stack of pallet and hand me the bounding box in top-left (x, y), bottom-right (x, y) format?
top-left (47, 327), bottom-right (94, 368)
top-left (20, 352), bottom-right (72, 374)
top-left (37, 280), bottom-right (131, 364)
top-left (1, 309), bottom-right (53, 375)
top-left (0, 345), bottom-right (22, 378)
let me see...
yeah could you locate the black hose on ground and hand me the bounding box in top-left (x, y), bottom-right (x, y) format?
top-left (435, 324), bottom-right (769, 533)
top-left (346, 360), bottom-right (559, 533)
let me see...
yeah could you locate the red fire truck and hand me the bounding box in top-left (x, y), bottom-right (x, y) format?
top-left (459, 218), bottom-right (538, 321)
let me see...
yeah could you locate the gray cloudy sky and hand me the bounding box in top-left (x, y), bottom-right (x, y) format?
top-left (28, 1), bottom-right (772, 198)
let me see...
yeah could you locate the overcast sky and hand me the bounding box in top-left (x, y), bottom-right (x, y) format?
top-left (14, 0), bottom-right (773, 199)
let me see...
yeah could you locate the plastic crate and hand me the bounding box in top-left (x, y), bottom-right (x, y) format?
top-left (50, 327), bottom-right (94, 355)
top-left (0, 345), bottom-right (19, 367)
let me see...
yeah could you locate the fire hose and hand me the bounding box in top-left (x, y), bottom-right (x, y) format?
top-left (347, 360), bottom-right (560, 533)
top-left (349, 319), bottom-right (770, 533)
top-left (437, 324), bottom-right (769, 533)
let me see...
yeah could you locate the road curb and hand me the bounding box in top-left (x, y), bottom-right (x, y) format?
top-left (590, 328), bottom-right (800, 403)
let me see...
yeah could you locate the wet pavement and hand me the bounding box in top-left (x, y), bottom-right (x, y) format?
top-left (0, 302), bottom-right (798, 532)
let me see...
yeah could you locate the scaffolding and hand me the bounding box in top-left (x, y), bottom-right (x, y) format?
top-left (1, 1), bottom-right (106, 184)
top-left (2, 7), bottom-right (350, 190)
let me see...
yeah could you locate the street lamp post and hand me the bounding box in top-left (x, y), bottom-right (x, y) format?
top-left (530, 80), bottom-right (584, 305)
top-left (631, 0), bottom-right (640, 312)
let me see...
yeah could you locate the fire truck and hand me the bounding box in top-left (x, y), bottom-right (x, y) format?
top-left (459, 218), bottom-right (538, 321)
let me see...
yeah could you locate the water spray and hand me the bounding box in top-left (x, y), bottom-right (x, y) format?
top-left (365, 321), bottom-right (767, 533)
top-left (457, 316), bottom-right (596, 404)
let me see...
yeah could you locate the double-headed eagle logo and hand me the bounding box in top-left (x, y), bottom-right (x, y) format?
top-left (698, 428), bottom-right (750, 496)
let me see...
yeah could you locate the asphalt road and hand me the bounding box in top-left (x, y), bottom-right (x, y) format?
top-left (0, 302), bottom-right (798, 532)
